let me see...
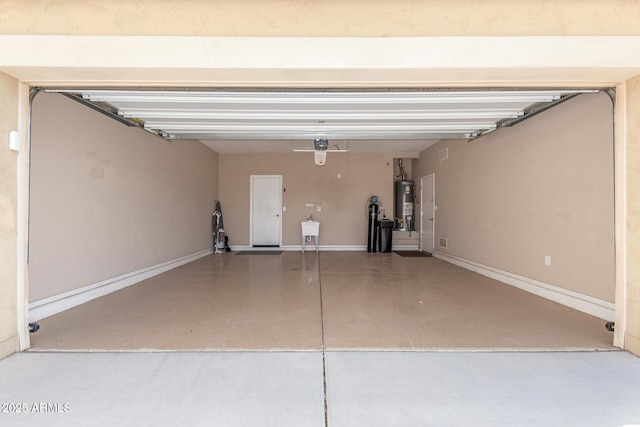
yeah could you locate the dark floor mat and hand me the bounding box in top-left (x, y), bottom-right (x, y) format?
top-left (237, 251), bottom-right (283, 255)
top-left (393, 251), bottom-right (432, 257)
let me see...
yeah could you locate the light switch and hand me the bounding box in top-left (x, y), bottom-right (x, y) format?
top-left (282, 206), bottom-right (287, 212)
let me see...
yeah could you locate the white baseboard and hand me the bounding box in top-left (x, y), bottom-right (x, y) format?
top-left (231, 245), bottom-right (367, 251)
top-left (232, 245), bottom-right (424, 252)
top-left (392, 245), bottom-right (420, 251)
top-left (28, 248), bottom-right (213, 322)
top-left (294, 245), bottom-right (367, 251)
top-left (231, 245), bottom-right (421, 252)
top-left (433, 251), bottom-right (615, 321)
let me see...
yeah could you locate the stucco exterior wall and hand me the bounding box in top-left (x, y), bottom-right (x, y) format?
top-left (0, 72), bottom-right (19, 359)
top-left (625, 74), bottom-right (640, 354)
top-left (1, 1), bottom-right (639, 36)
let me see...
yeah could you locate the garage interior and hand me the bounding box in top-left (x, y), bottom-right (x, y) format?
top-left (26, 88), bottom-right (616, 352)
top-left (3, 3), bottom-right (640, 424)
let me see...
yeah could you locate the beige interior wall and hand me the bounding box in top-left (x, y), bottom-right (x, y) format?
top-left (0, 72), bottom-right (19, 359)
top-left (1, 1), bottom-right (639, 36)
top-left (413, 92), bottom-right (615, 302)
top-left (626, 75), bottom-right (640, 354)
top-left (219, 153), bottom-right (394, 247)
top-left (29, 93), bottom-right (218, 302)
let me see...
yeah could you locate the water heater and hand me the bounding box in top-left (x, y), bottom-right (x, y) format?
top-left (394, 181), bottom-right (415, 231)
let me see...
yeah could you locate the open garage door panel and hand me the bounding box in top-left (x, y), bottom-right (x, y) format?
top-left (45, 88), bottom-right (600, 152)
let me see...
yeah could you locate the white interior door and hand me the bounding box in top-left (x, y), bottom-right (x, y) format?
top-left (420, 174), bottom-right (435, 253)
top-left (251, 175), bottom-right (282, 247)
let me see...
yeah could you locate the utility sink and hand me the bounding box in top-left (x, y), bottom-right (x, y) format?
top-left (301, 221), bottom-right (320, 253)
top-left (301, 221), bottom-right (320, 236)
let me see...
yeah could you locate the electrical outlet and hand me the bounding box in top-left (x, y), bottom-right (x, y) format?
top-left (337, 173), bottom-right (341, 179)
top-left (545, 255), bottom-right (551, 266)
top-left (317, 206), bottom-right (321, 212)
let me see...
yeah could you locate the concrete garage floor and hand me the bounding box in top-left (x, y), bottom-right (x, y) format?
top-left (1, 351), bottom-right (639, 426)
top-left (29, 252), bottom-right (614, 352)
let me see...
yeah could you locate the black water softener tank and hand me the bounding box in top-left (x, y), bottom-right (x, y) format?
top-left (367, 199), bottom-right (379, 252)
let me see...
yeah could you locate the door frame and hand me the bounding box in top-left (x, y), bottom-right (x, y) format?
top-left (249, 175), bottom-right (283, 248)
top-left (420, 173), bottom-right (435, 254)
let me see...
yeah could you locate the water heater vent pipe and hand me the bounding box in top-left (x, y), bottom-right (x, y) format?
top-left (398, 158), bottom-right (407, 181)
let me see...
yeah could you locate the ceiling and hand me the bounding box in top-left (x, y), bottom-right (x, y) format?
top-left (49, 88), bottom-right (599, 153)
